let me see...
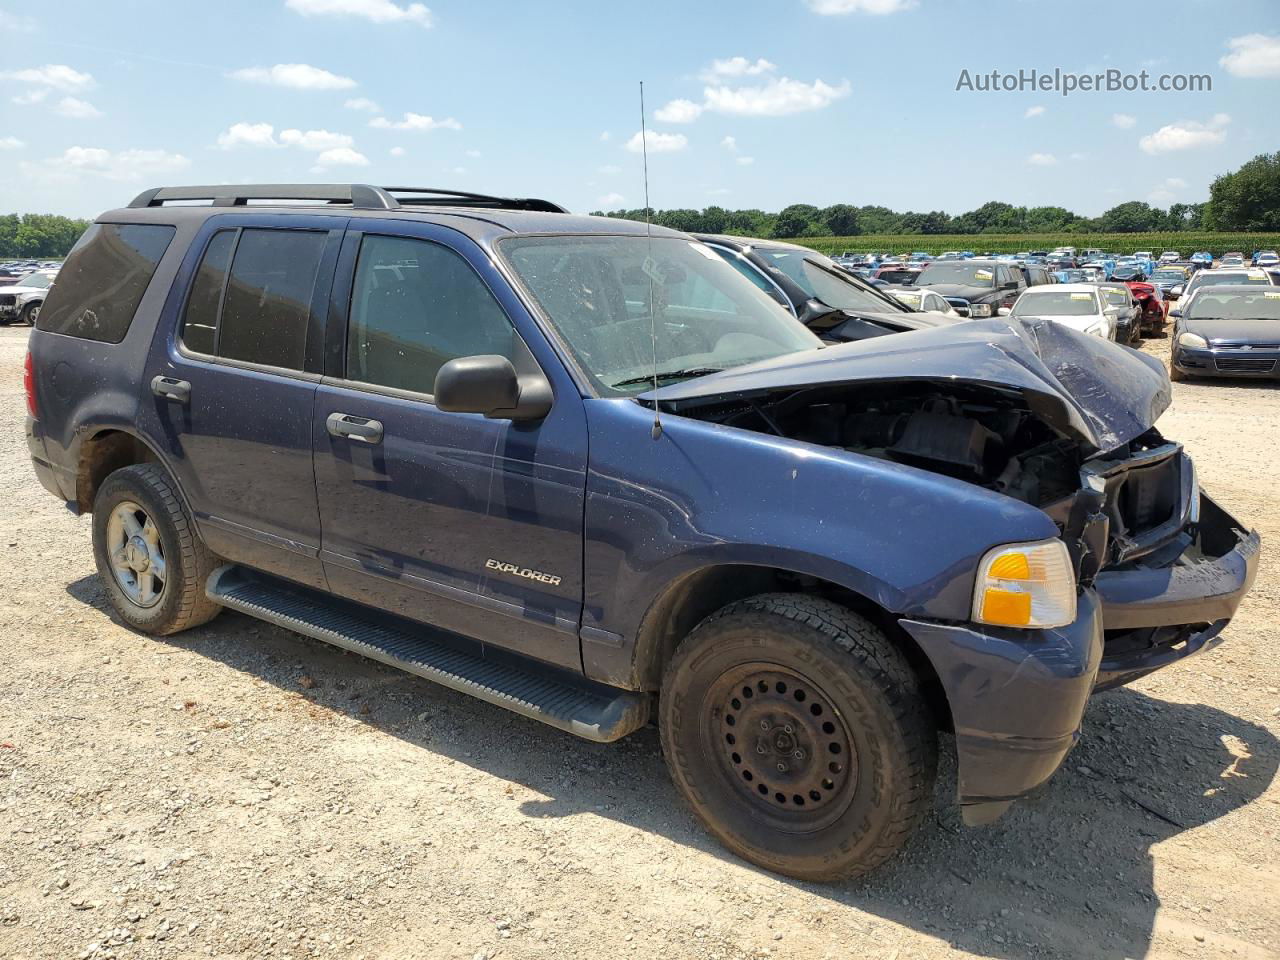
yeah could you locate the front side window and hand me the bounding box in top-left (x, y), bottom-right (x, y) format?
top-left (346, 234), bottom-right (518, 394)
top-left (37, 223), bottom-right (175, 342)
top-left (22, 273), bottom-right (53, 290)
top-left (502, 235), bottom-right (819, 396)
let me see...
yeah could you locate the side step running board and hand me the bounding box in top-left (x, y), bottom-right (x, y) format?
top-left (206, 566), bottom-right (650, 743)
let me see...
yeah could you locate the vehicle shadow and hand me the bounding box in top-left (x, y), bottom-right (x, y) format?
top-left (65, 575), bottom-right (1279, 960)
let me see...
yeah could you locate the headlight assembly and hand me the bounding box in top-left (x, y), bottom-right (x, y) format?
top-left (972, 539), bottom-right (1076, 629)
top-left (1177, 331), bottom-right (1208, 349)
top-left (968, 302), bottom-right (993, 318)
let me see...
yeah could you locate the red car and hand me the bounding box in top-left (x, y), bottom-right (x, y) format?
top-left (1124, 280), bottom-right (1167, 336)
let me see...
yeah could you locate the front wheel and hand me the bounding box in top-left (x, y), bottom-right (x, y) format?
top-left (660, 594), bottom-right (937, 881)
top-left (1169, 361), bottom-right (1187, 382)
top-left (92, 464), bottom-right (222, 635)
top-left (19, 301), bottom-right (39, 326)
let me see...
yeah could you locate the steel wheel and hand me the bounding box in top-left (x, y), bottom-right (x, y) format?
top-left (708, 664), bottom-right (858, 831)
top-left (27, 303), bottom-right (39, 325)
top-left (105, 500), bottom-right (167, 608)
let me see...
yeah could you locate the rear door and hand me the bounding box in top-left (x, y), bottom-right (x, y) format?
top-left (311, 220), bottom-right (589, 670)
top-left (138, 215), bottom-right (345, 589)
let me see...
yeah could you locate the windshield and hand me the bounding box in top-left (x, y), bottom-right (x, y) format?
top-left (756, 248), bottom-right (906, 313)
top-left (891, 291), bottom-right (923, 309)
top-left (501, 235), bottom-right (820, 396)
top-left (1101, 287), bottom-right (1129, 303)
top-left (915, 263), bottom-right (995, 287)
top-left (1151, 269), bottom-right (1185, 282)
top-left (22, 273), bottom-right (53, 289)
top-left (1187, 290), bottom-right (1280, 321)
top-left (1194, 272), bottom-right (1271, 288)
top-left (1012, 290), bottom-right (1098, 317)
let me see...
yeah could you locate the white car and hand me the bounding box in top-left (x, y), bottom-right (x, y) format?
top-left (885, 286), bottom-right (960, 317)
top-left (0, 269), bottom-right (56, 326)
top-left (1134, 250), bottom-right (1154, 261)
top-left (1009, 283), bottom-right (1115, 339)
top-left (1159, 251), bottom-right (1181, 264)
top-left (1256, 250), bottom-right (1279, 268)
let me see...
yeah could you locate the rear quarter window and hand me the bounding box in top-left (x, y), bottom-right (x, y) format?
top-left (37, 223), bottom-right (176, 342)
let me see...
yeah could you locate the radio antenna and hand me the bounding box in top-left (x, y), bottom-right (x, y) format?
top-left (639, 80), bottom-right (662, 441)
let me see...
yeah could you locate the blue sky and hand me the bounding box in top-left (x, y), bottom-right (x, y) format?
top-left (1, 0), bottom-right (1277, 219)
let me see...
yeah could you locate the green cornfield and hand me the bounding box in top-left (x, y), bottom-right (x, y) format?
top-left (792, 233), bottom-right (1280, 258)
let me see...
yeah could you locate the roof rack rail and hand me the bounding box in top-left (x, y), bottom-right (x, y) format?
top-left (381, 187), bottom-right (568, 214)
top-left (127, 184), bottom-right (568, 214)
top-left (128, 184), bottom-right (399, 210)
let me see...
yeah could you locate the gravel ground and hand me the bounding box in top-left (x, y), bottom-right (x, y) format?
top-left (0, 324), bottom-right (1276, 960)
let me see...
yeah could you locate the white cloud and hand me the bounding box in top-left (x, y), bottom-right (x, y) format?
top-left (655, 98), bottom-right (703, 123)
top-left (736, 156), bottom-right (754, 165)
top-left (229, 63), bottom-right (356, 90)
top-left (702, 57), bottom-right (776, 80)
top-left (1164, 176), bottom-right (1188, 189)
top-left (279, 128), bottom-right (354, 151)
top-left (624, 130), bottom-right (688, 154)
top-left (599, 131), bottom-right (610, 142)
top-left (12, 89), bottom-right (48, 105)
top-left (1, 64), bottom-right (93, 91)
top-left (311, 146), bottom-right (370, 169)
top-left (708, 187), bottom-right (731, 196)
top-left (1027, 152), bottom-right (1057, 166)
top-left (1139, 113), bottom-right (1230, 154)
top-left (597, 163), bottom-right (622, 174)
top-left (1024, 105), bottom-right (1045, 119)
top-left (703, 76), bottom-right (850, 116)
top-left (804, 0), bottom-right (916, 13)
top-left (217, 122), bottom-right (280, 149)
top-left (1220, 33), bottom-right (1280, 78)
top-left (389, 146), bottom-right (405, 157)
top-left (55, 96), bottom-right (101, 119)
top-left (1111, 113), bottom-right (1136, 129)
top-left (0, 137), bottom-right (25, 150)
top-left (286, 0), bottom-right (431, 27)
top-left (596, 192), bottom-right (625, 207)
top-left (344, 97), bottom-right (381, 112)
top-left (44, 145), bottom-right (189, 182)
top-left (369, 112), bottom-right (461, 131)
top-left (720, 135), bottom-right (738, 152)
top-left (465, 149), bottom-right (482, 158)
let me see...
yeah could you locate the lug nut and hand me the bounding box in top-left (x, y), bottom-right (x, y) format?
top-left (776, 762), bottom-right (788, 773)
top-left (783, 724), bottom-right (794, 734)
top-left (793, 750), bottom-right (805, 760)
top-left (759, 720), bottom-right (771, 731)
top-left (756, 743), bottom-right (767, 754)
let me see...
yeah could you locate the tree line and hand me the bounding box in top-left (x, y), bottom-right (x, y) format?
top-left (0, 214), bottom-right (92, 259)
top-left (593, 151), bottom-right (1280, 240)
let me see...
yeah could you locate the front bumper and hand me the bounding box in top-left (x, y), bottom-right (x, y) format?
top-left (1173, 344), bottom-right (1280, 378)
top-left (899, 491), bottom-right (1258, 826)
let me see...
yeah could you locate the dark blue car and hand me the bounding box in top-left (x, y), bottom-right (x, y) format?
top-left (24, 184), bottom-right (1260, 881)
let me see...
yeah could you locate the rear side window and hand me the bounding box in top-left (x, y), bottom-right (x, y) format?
top-left (180, 228), bottom-right (326, 371)
top-left (37, 223), bottom-right (175, 342)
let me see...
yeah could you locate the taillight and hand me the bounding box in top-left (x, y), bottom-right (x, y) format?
top-left (23, 350), bottom-right (37, 418)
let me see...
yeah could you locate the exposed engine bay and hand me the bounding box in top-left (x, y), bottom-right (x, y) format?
top-left (667, 380), bottom-right (1191, 586)
top-left (670, 381), bottom-right (1086, 508)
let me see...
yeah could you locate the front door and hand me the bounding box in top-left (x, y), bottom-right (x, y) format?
top-left (139, 216), bottom-right (345, 589)
top-left (312, 222), bottom-right (588, 670)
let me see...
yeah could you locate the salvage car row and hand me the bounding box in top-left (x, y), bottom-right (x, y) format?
top-left (0, 259), bottom-right (59, 326)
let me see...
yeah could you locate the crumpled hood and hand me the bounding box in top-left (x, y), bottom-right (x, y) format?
top-left (647, 318), bottom-right (1171, 454)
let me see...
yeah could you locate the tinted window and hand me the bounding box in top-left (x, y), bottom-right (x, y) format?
top-left (347, 235), bottom-right (517, 394)
top-left (37, 223), bottom-right (175, 342)
top-left (180, 230), bottom-right (236, 356)
top-left (215, 229), bottom-right (325, 370)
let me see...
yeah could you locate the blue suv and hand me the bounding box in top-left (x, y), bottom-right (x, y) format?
top-left (25, 184), bottom-right (1260, 881)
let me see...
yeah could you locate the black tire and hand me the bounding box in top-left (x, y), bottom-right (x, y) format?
top-left (660, 593), bottom-right (936, 882)
top-left (1169, 361), bottom-right (1186, 382)
top-left (19, 301), bottom-right (40, 326)
top-left (91, 464), bottom-right (222, 635)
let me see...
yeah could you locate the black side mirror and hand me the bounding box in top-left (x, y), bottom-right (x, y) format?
top-left (434, 355), bottom-right (552, 421)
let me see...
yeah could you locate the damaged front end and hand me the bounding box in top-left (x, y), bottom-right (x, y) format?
top-left (649, 317), bottom-right (1260, 821)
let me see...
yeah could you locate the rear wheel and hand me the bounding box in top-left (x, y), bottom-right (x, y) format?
top-left (92, 464), bottom-right (222, 635)
top-left (660, 594), bottom-right (936, 881)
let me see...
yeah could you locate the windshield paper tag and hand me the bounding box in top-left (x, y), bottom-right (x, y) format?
top-left (1070, 293), bottom-right (1092, 300)
top-left (1265, 291), bottom-right (1280, 299)
top-left (641, 256), bottom-right (665, 284)
top-left (975, 270), bottom-right (992, 281)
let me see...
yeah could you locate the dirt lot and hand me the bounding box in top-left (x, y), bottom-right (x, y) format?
top-left (0, 324), bottom-right (1276, 960)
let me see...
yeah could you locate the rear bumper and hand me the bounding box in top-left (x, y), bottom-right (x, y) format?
top-left (900, 492), bottom-right (1258, 825)
top-left (25, 415), bottom-right (63, 500)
